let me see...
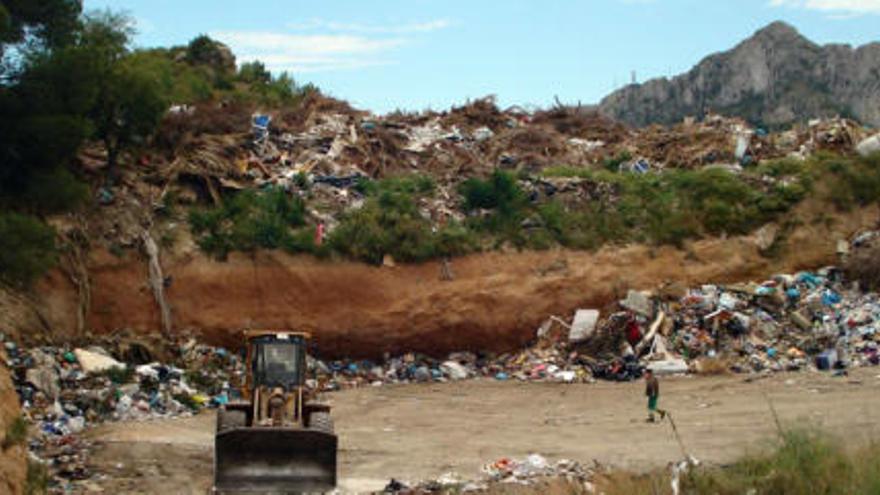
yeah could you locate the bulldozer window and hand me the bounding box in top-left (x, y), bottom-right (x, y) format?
top-left (254, 342), bottom-right (302, 388)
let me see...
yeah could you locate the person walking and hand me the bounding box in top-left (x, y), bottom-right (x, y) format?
top-left (644, 369), bottom-right (666, 423)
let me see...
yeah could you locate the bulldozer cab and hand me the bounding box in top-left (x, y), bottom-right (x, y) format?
top-left (245, 332), bottom-right (307, 395)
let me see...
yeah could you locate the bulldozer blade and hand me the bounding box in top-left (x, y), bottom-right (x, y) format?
top-left (214, 427), bottom-right (337, 493)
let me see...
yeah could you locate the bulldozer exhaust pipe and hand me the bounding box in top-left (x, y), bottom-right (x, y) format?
top-left (214, 427), bottom-right (337, 493)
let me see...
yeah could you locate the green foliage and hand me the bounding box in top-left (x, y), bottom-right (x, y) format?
top-left (530, 166), bottom-right (809, 250)
top-left (459, 170), bottom-right (535, 249)
top-left (602, 150), bottom-right (633, 172)
top-left (0, 0), bottom-right (81, 55)
top-left (0, 46), bottom-right (94, 215)
top-left (2, 415), bottom-right (28, 449)
top-left (460, 169), bottom-right (525, 211)
top-left (537, 201), bottom-right (627, 250)
top-left (329, 191), bottom-right (436, 264)
top-left (754, 157), bottom-right (809, 178)
top-left (238, 60), bottom-right (272, 84)
top-left (185, 34), bottom-right (234, 73)
top-left (25, 459), bottom-right (49, 495)
top-left (356, 174), bottom-right (436, 197)
top-left (681, 429), bottom-right (880, 495)
top-left (242, 71), bottom-right (315, 107)
top-left (189, 189), bottom-right (308, 259)
top-left (83, 14), bottom-right (169, 169)
top-left (0, 212), bottom-right (57, 287)
top-left (434, 221), bottom-right (480, 257)
top-left (821, 153), bottom-right (880, 210)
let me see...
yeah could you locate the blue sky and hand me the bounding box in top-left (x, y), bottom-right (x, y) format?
top-left (83, 0), bottom-right (880, 114)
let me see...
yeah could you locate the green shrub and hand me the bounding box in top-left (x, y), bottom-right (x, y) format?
top-left (189, 188), bottom-right (308, 259)
top-left (460, 169), bottom-right (526, 211)
top-left (434, 221), bottom-right (479, 257)
top-left (2, 416), bottom-right (27, 449)
top-left (821, 153), bottom-right (880, 210)
top-left (329, 191), bottom-right (436, 264)
top-left (19, 167), bottom-right (88, 214)
top-left (0, 212), bottom-right (57, 287)
top-left (602, 151), bottom-right (632, 172)
top-left (754, 157), bottom-right (809, 178)
top-left (533, 166), bottom-right (807, 249)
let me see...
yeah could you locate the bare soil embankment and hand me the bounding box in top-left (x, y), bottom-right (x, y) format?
top-left (24, 204), bottom-right (880, 358)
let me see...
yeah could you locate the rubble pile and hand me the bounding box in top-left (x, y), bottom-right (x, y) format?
top-left (77, 93), bottom-right (880, 248)
top-left (576, 234), bottom-right (880, 377)
top-left (384, 454), bottom-right (597, 493)
top-left (2, 336), bottom-right (239, 490)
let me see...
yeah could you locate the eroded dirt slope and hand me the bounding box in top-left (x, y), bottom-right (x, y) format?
top-left (28, 204), bottom-right (880, 358)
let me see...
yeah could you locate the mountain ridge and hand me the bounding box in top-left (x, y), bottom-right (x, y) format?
top-left (598, 21), bottom-right (880, 128)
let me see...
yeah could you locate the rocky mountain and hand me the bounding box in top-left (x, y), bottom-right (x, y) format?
top-left (599, 22), bottom-right (880, 128)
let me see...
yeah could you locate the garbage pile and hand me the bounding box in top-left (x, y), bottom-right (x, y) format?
top-left (383, 454), bottom-right (597, 493)
top-left (73, 87), bottom-right (880, 253)
top-left (308, 253), bottom-right (880, 388)
top-left (311, 339), bottom-right (595, 391)
top-left (577, 260), bottom-right (880, 377)
top-left (2, 336), bottom-right (239, 490)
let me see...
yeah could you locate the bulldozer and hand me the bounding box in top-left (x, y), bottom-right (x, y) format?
top-left (214, 330), bottom-right (337, 494)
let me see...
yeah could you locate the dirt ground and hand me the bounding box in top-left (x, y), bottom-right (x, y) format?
top-left (82, 368), bottom-right (880, 494)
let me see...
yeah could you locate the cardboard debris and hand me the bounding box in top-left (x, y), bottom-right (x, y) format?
top-left (569, 309), bottom-right (600, 343)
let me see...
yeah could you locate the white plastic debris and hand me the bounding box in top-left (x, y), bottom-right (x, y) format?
top-left (440, 361), bottom-right (469, 380)
top-left (569, 309), bottom-right (600, 343)
top-left (74, 348), bottom-right (124, 374)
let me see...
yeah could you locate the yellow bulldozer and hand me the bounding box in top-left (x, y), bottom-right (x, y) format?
top-left (213, 330), bottom-right (337, 493)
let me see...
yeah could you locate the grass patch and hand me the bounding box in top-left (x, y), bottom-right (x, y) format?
top-left (25, 460), bottom-right (49, 495)
top-left (355, 174), bottom-right (435, 197)
top-left (682, 429), bottom-right (880, 495)
top-left (818, 152), bottom-right (880, 211)
top-left (2, 416), bottom-right (28, 449)
top-left (602, 428), bottom-right (880, 495)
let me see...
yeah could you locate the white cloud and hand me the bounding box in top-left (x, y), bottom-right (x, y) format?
top-left (212, 31), bottom-right (404, 55)
top-left (212, 18), bottom-right (451, 73)
top-left (286, 18), bottom-right (451, 34)
top-left (211, 30), bottom-right (404, 73)
top-left (769, 0), bottom-right (880, 15)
